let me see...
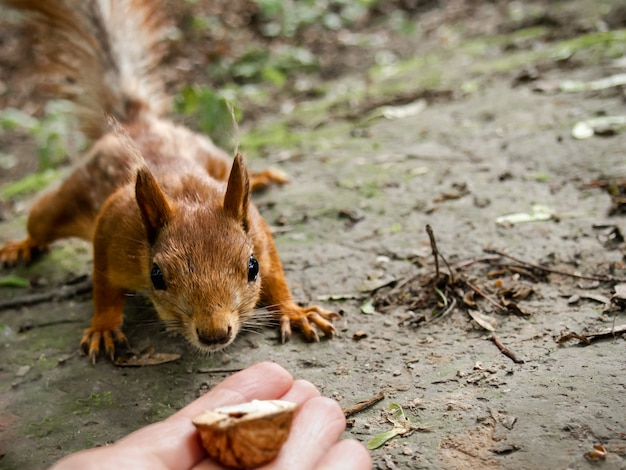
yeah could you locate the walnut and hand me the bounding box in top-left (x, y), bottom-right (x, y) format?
top-left (193, 399), bottom-right (298, 469)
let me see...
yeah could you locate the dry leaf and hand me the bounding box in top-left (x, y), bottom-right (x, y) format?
top-left (378, 99), bottom-right (427, 120)
top-left (584, 444), bottom-right (607, 461)
top-left (352, 331), bottom-right (368, 341)
top-left (556, 332), bottom-right (590, 345)
top-left (468, 310), bottom-right (497, 332)
top-left (115, 350), bottom-right (181, 367)
top-left (572, 116), bottom-right (626, 139)
top-left (581, 293), bottom-right (611, 305)
top-left (501, 299), bottom-right (530, 315)
top-left (487, 269), bottom-right (507, 278)
top-left (462, 290), bottom-right (476, 307)
top-left (495, 204), bottom-right (554, 225)
top-left (560, 73), bottom-right (626, 92)
top-left (612, 283), bottom-right (626, 308)
top-left (511, 285), bottom-right (533, 300)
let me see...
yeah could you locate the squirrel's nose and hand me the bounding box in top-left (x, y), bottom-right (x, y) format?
top-left (196, 325), bottom-right (233, 347)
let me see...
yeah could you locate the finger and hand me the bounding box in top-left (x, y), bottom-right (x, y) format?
top-left (315, 439), bottom-right (371, 470)
top-left (49, 446), bottom-right (163, 469)
top-left (266, 396), bottom-right (347, 469)
top-left (117, 362), bottom-right (294, 470)
top-left (176, 361), bottom-right (294, 419)
top-left (279, 379), bottom-right (320, 404)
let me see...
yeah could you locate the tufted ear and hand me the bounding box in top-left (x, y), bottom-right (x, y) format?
top-left (135, 167), bottom-right (172, 244)
top-left (223, 153), bottom-right (251, 232)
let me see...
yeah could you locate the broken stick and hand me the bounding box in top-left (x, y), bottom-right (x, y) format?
top-left (0, 278), bottom-right (92, 311)
top-left (485, 248), bottom-right (626, 283)
top-left (491, 334), bottom-right (525, 364)
top-left (342, 391), bottom-right (385, 418)
top-left (556, 324), bottom-right (626, 345)
top-left (426, 224), bottom-right (456, 283)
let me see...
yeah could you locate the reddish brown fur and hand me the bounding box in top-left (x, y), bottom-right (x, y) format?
top-left (0, 0), bottom-right (336, 362)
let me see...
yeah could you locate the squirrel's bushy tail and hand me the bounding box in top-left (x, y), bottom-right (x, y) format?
top-left (3, 0), bottom-right (171, 139)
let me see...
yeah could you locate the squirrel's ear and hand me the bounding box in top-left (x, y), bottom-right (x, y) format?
top-left (136, 167), bottom-right (172, 243)
top-left (223, 153), bottom-right (251, 232)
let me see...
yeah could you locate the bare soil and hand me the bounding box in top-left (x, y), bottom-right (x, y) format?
top-left (1, 1), bottom-right (625, 469)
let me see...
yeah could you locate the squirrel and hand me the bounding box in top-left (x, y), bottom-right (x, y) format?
top-left (0, 0), bottom-right (338, 363)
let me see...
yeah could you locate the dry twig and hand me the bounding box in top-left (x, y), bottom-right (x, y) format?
top-left (485, 248), bottom-right (626, 283)
top-left (452, 255), bottom-right (501, 270)
top-left (196, 367), bottom-right (245, 374)
top-left (335, 89), bottom-right (453, 121)
top-left (466, 280), bottom-right (507, 313)
top-left (342, 391), bottom-right (385, 417)
top-left (491, 334), bottom-right (525, 364)
top-left (426, 224), bottom-right (455, 283)
top-left (0, 278), bottom-right (92, 311)
top-left (426, 224), bottom-right (441, 281)
top-left (556, 324), bottom-right (626, 345)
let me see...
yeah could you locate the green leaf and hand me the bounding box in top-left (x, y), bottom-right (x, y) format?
top-left (0, 169), bottom-right (61, 199)
top-left (434, 287), bottom-right (448, 307)
top-left (174, 85), bottom-right (200, 114)
top-left (360, 299), bottom-right (376, 314)
top-left (255, 0), bottom-right (283, 17)
top-left (366, 403), bottom-right (412, 449)
top-left (261, 66), bottom-right (286, 87)
top-left (0, 107), bottom-right (38, 131)
top-left (0, 274), bottom-right (30, 288)
top-left (174, 86), bottom-right (237, 150)
top-left (387, 402), bottom-right (411, 428)
top-left (366, 429), bottom-right (402, 450)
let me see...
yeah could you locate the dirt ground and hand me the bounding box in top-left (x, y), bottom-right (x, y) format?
top-left (1, 1), bottom-right (625, 469)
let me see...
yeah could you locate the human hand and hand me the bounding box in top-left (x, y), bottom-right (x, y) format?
top-left (50, 361), bottom-right (371, 469)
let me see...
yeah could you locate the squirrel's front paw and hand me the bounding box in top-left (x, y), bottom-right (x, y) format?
top-left (80, 327), bottom-right (129, 364)
top-left (0, 238), bottom-right (47, 266)
top-left (279, 304), bottom-right (340, 343)
top-left (250, 168), bottom-right (289, 192)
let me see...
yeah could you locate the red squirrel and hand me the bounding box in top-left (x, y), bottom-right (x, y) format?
top-left (0, 0), bottom-right (338, 363)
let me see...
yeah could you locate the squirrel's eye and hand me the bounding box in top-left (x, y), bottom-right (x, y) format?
top-left (151, 263), bottom-right (167, 290)
top-left (248, 255), bottom-right (259, 282)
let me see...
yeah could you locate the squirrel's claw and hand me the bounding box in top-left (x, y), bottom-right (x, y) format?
top-left (279, 305), bottom-right (339, 344)
top-left (80, 327), bottom-right (128, 364)
top-left (306, 309), bottom-right (338, 337)
top-left (280, 316), bottom-right (292, 344)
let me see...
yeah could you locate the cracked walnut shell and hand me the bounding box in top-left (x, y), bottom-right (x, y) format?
top-left (193, 399), bottom-right (298, 469)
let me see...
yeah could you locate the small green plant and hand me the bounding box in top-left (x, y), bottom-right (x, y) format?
top-left (208, 45), bottom-right (318, 86)
top-left (0, 274), bottom-right (30, 288)
top-left (73, 391), bottom-right (114, 416)
top-left (254, 0), bottom-right (378, 38)
top-left (206, 0), bottom-right (382, 86)
top-left (0, 101), bottom-right (84, 199)
top-left (0, 170), bottom-right (61, 200)
top-left (174, 85), bottom-right (238, 150)
top-left (0, 100), bottom-right (83, 171)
